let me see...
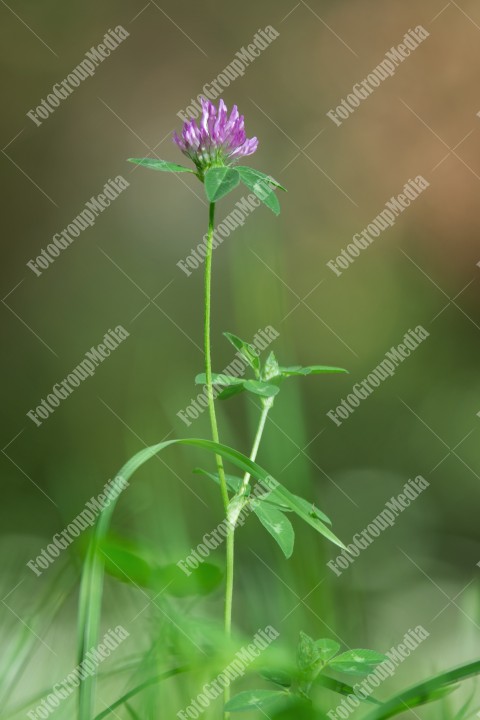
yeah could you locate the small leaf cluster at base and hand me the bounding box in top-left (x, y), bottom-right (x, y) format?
top-left (225, 631), bottom-right (387, 713)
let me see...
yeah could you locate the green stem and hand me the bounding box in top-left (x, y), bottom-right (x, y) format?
top-left (204, 205), bottom-right (273, 720)
top-left (226, 402), bottom-right (272, 718)
top-left (224, 527), bottom-right (235, 705)
top-left (204, 202), bottom-right (229, 514)
top-left (203, 202), bottom-right (234, 719)
top-left (240, 400), bottom-right (272, 494)
top-left (223, 403), bottom-right (271, 720)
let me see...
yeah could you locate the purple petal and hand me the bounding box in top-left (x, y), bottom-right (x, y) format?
top-left (173, 99), bottom-right (257, 168)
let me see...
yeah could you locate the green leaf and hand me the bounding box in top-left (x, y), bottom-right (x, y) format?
top-left (194, 453), bottom-right (338, 541)
top-left (92, 668), bottom-right (188, 720)
top-left (259, 479), bottom-right (339, 541)
top-left (236, 166), bottom-right (287, 192)
top-left (225, 690), bottom-right (291, 713)
top-left (252, 190), bottom-right (280, 215)
top-left (297, 632), bottom-right (315, 672)
top-left (263, 351), bottom-right (281, 381)
top-left (253, 502), bottom-right (295, 558)
top-left (313, 639), bottom-right (342, 666)
top-left (194, 468), bottom-right (242, 494)
top-left (315, 674), bottom-right (382, 704)
top-left (329, 649), bottom-right (387, 676)
top-left (195, 373), bottom-right (244, 387)
top-left (125, 704), bottom-right (142, 720)
top-left (243, 379), bottom-right (279, 398)
top-left (217, 383), bottom-right (247, 400)
top-left (227, 494), bottom-right (248, 526)
top-left (297, 632), bottom-right (340, 672)
top-left (223, 332), bottom-right (261, 375)
top-left (195, 469), bottom-right (292, 512)
top-left (279, 365), bottom-right (348, 377)
top-left (194, 374), bottom-right (278, 399)
top-left (287, 495), bottom-right (332, 526)
top-left (195, 372), bottom-right (247, 400)
top-left (452, 686), bottom-right (477, 720)
top-left (237, 166), bottom-right (281, 215)
top-left (204, 166), bottom-right (240, 202)
top-left (152, 563), bottom-right (223, 597)
top-left (127, 158), bottom-right (194, 173)
top-left (260, 668), bottom-right (293, 688)
top-left (99, 536), bottom-right (222, 597)
top-left (99, 537), bottom-right (153, 587)
top-left (368, 686), bottom-right (458, 720)
top-left (364, 659), bottom-right (480, 720)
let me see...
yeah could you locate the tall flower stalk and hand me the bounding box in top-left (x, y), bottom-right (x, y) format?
top-left (127, 97), bottom-right (348, 719)
top-left (203, 200), bottom-right (235, 715)
top-left (203, 201), bottom-right (229, 513)
top-left (175, 99), bottom-right (266, 654)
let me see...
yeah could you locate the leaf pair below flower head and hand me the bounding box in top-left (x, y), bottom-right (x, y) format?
top-left (127, 156), bottom-right (286, 214)
top-left (204, 165), bottom-right (286, 213)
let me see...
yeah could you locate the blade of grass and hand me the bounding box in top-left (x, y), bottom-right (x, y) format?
top-left (93, 667), bottom-right (188, 720)
top-left (364, 660), bottom-right (480, 720)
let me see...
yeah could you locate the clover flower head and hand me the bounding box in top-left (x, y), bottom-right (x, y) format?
top-left (173, 98), bottom-right (258, 172)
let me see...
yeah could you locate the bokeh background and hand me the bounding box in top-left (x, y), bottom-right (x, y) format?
top-left (1, 1), bottom-right (480, 717)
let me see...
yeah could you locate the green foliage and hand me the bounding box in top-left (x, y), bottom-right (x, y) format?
top-left (236, 166), bottom-right (286, 215)
top-left (195, 466), bottom-right (336, 559)
top-left (297, 633), bottom-right (341, 672)
top-left (227, 631), bottom-right (386, 713)
top-left (77, 439), bottom-right (346, 719)
top-left (329, 649), bottom-right (388, 676)
top-left (223, 332), bottom-right (261, 375)
top-left (260, 669), bottom-right (293, 688)
top-left (197, 336), bottom-right (347, 408)
top-left (204, 166), bottom-right (240, 201)
top-left (195, 373), bottom-right (279, 399)
top-left (92, 668), bottom-right (189, 720)
top-left (253, 501), bottom-right (295, 558)
top-left (99, 536), bottom-right (223, 596)
top-left (278, 365), bottom-right (348, 376)
top-left (127, 158), bottom-right (195, 172)
top-left (236, 166), bottom-right (287, 192)
top-left (243, 379), bottom-right (280, 397)
top-left (194, 466), bottom-right (341, 552)
top-left (364, 659), bottom-right (480, 720)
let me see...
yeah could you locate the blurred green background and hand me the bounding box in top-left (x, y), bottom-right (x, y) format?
top-left (1, 1), bottom-right (480, 717)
